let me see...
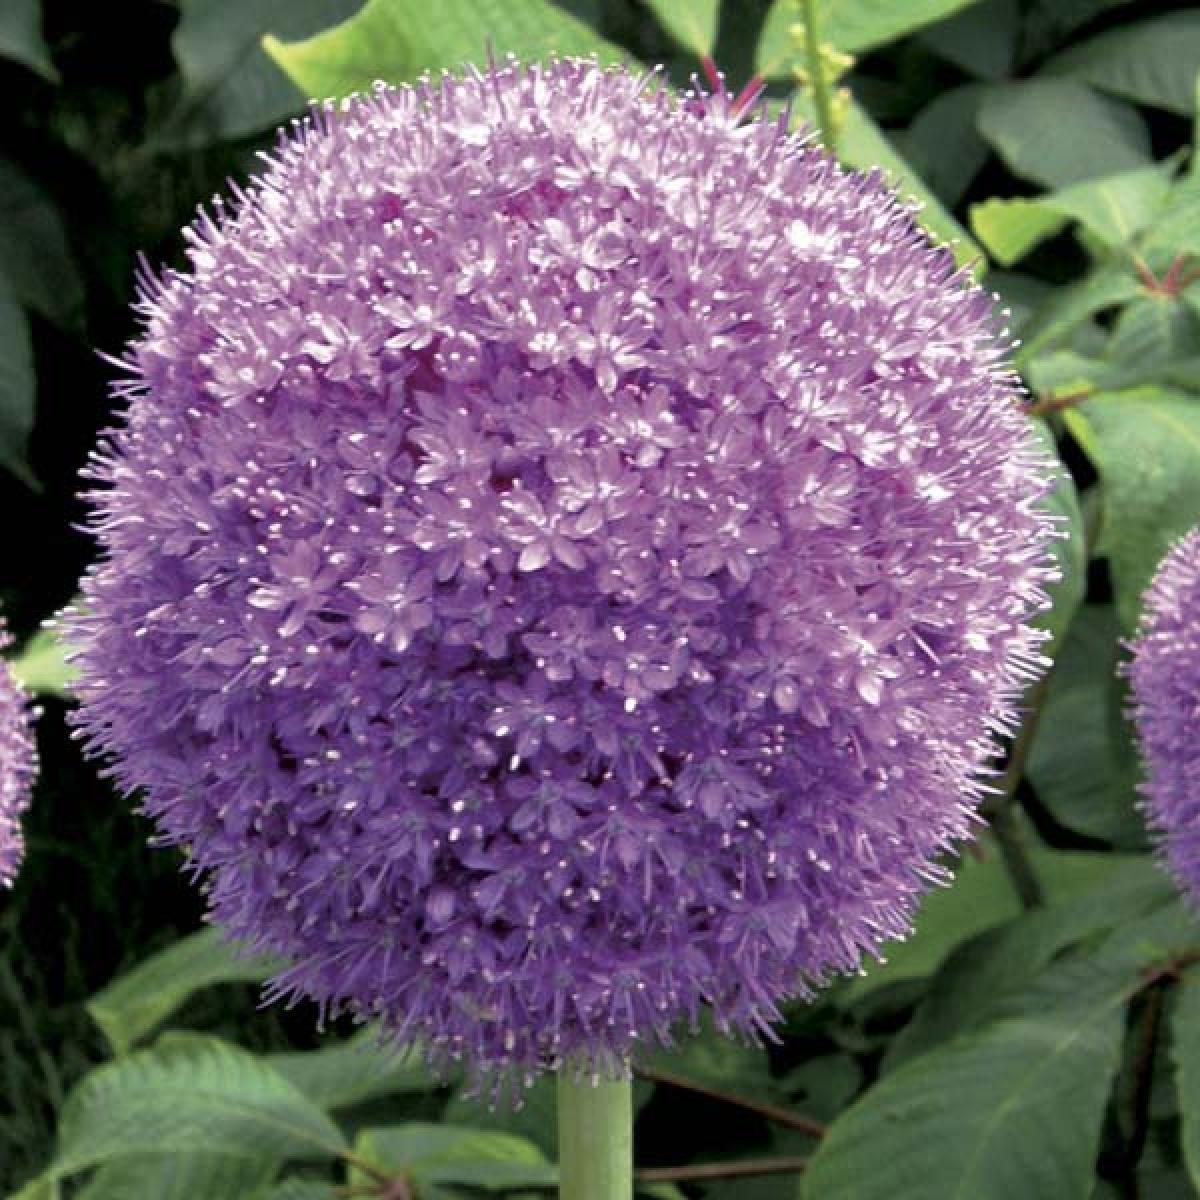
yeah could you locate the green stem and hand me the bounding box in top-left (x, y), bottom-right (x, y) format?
top-left (799, 0), bottom-right (836, 151)
top-left (990, 804), bottom-right (1044, 910)
top-left (558, 1066), bottom-right (633, 1200)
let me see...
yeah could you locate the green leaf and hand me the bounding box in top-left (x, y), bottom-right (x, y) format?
top-left (757, 0), bottom-right (987, 75)
top-left (352, 1124), bottom-right (554, 1195)
top-left (970, 199), bottom-right (1066, 267)
top-left (803, 978), bottom-right (1128, 1198)
top-left (266, 1027), bottom-right (442, 1110)
top-left (76, 1154), bottom-right (277, 1200)
top-left (252, 1182), bottom-right (335, 1200)
top-left (1017, 265), bottom-right (1143, 363)
top-left (641, 0), bottom-right (719, 57)
top-left (833, 97), bottom-right (983, 271)
top-left (8, 625), bottom-right (76, 696)
top-left (442, 1076), bottom-right (559, 1161)
top-left (1020, 0), bottom-right (1136, 64)
top-left (87, 928), bottom-right (282, 1056)
top-left (1171, 969), bottom-right (1200, 1192)
top-left (7, 1179), bottom-right (60, 1200)
top-left (842, 838), bottom-right (1123, 1002)
top-left (0, 159), bottom-right (84, 330)
top-left (1107, 295), bottom-right (1200, 368)
top-left (1065, 388), bottom-right (1200, 628)
top-left (0, 0), bottom-right (56, 80)
top-left (917, 0), bottom-right (1018, 80)
top-left (0, 275), bottom-right (36, 489)
top-left (264, 0), bottom-right (624, 103)
top-left (895, 84), bottom-right (990, 208)
top-left (1044, 12), bottom-right (1200, 116)
top-left (886, 858), bottom-right (1171, 1069)
top-left (153, 0), bottom-right (361, 149)
top-left (989, 271), bottom-right (1054, 335)
top-left (970, 165), bottom-right (1172, 266)
top-left (1029, 421), bottom-right (1085, 653)
top-left (781, 1054), bottom-right (862, 1122)
top-left (25, 1035), bottom-right (345, 1190)
top-left (637, 1010), bottom-right (775, 1096)
top-left (1026, 606), bottom-right (1146, 845)
top-left (1138, 172), bottom-right (1200, 263)
top-left (977, 79), bottom-right (1150, 188)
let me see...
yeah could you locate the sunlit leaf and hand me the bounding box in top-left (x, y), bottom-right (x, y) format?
top-left (264, 0), bottom-right (623, 103)
top-left (641, 0), bottom-right (719, 57)
top-left (970, 165), bottom-right (1172, 266)
top-left (8, 626), bottom-right (76, 697)
top-left (757, 0), bottom-right (987, 76)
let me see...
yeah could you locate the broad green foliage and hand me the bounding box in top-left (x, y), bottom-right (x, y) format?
top-left (895, 83), bottom-right (990, 207)
top-left (76, 1154), bottom-right (278, 1200)
top-left (152, 0), bottom-right (363, 148)
top-left (976, 79), bottom-right (1150, 188)
top-left (841, 839), bottom-right (1129, 1003)
top-left (17, 1035), bottom-right (347, 1192)
top-left (1171, 972), bottom-right (1200, 1191)
top-left (1044, 12), bottom-right (1200, 116)
top-left (0, 158), bottom-right (84, 330)
top-left (835, 98), bottom-right (982, 269)
top-left (884, 860), bottom-right (1173, 1069)
top-left (351, 1124), bottom-right (556, 1197)
top-left (640, 0), bottom-right (720, 57)
top-left (0, 0), bottom-right (55, 81)
top-left (806, 930), bottom-right (1198, 1200)
top-left (87, 928), bottom-right (282, 1056)
top-left (916, 0), bottom-right (1018, 80)
top-left (265, 1029), bottom-right (442, 1110)
top-left (1026, 606), bottom-right (1145, 845)
top-left (8, 626), bottom-right (77, 696)
top-left (262, 0), bottom-right (624, 103)
top-left (1030, 419), bottom-right (1086, 652)
top-left (805, 1006), bottom-right (1125, 1198)
top-left (757, 0), bottom-right (986, 74)
top-left (0, 278), bottom-right (35, 489)
top-left (970, 165), bottom-right (1173, 266)
top-left (1066, 389), bottom-right (1200, 629)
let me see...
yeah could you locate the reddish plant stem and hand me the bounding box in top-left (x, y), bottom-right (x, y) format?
top-left (634, 1064), bottom-right (827, 1138)
top-left (636, 1155), bottom-right (809, 1183)
top-left (1027, 386), bottom-right (1093, 419)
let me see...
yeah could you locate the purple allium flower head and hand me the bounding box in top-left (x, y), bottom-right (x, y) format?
top-left (0, 621), bottom-right (36, 887)
top-left (69, 59), bottom-right (1057, 1075)
top-left (1128, 528), bottom-right (1200, 899)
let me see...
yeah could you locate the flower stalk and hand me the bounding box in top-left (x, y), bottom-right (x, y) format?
top-left (799, 0), bottom-right (837, 151)
top-left (557, 1067), bottom-right (633, 1200)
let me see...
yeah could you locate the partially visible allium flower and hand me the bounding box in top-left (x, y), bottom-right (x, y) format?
top-left (0, 621), bottom-right (36, 887)
top-left (69, 59), bottom-right (1057, 1076)
top-left (1128, 528), bottom-right (1200, 899)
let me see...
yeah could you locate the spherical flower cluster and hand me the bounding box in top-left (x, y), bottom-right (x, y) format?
top-left (1128, 528), bottom-right (1200, 900)
top-left (0, 621), bottom-right (36, 887)
top-left (70, 59), bottom-right (1056, 1075)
